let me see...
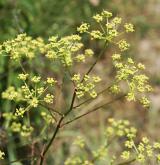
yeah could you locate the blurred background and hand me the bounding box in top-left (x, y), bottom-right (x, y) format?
top-left (0, 0), bottom-right (160, 164)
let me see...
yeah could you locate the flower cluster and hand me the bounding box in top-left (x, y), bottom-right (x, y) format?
top-left (105, 118), bottom-right (137, 138)
top-left (77, 10), bottom-right (134, 44)
top-left (0, 33), bottom-right (45, 60)
top-left (118, 40), bottom-right (130, 51)
top-left (0, 33), bottom-right (93, 69)
top-left (2, 113), bottom-right (34, 137)
top-left (45, 35), bottom-right (83, 66)
top-left (121, 134), bottom-right (160, 164)
top-left (10, 122), bottom-right (33, 137)
top-left (110, 53), bottom-right (152, 108)
top-left (65, 119), bottom-right (160, 165)
top-left (2, 74), bottom-right (56, 117)
top-left (72, 74), bottom-right (101, 98)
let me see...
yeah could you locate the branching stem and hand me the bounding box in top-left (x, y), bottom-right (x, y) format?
top-left (39, 41), bottom-right (108, 165)
top-left (60, 95), bottom-right (125, 128)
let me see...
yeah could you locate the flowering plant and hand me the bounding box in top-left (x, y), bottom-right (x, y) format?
top-left (0, 10), bottom-right (152, 165)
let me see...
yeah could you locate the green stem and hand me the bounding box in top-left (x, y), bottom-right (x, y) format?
top-left (4, 60), bottom-right (21, 165)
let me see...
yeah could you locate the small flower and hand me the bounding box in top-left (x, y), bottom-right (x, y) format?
top-left (126, 92), bottom-right (136, 101)
top-left (77, 23), bottom-right (90, 33)
top-left (72, 74), bottom-right (80, 82)
top-left (108, 29), bottom-right (118, 37)
top-left (121, 151), bottom-right (130, 160)
top-left (10, 122), bottom-right (21, 132)
top-left (142, 137), bottom-right (149, 144)
top-left (2, 86), bottom-right (18, 100)
top-left (46, 77), bottom-right (57, 86)
top-left (37, 87), bottom-right (45, 95)
top-left (124, 23), bottom-right (134, 33)
top-left (137, 153), bottom-right (145, 162)
top-left (0, 150), bottom-right (5, 160)
top-left (93, 76), bottom-right (101, 83)
top-left (137, 63), bottom-right (145, 70)
top-left (112, 54), bottom-right (121, 61)
top-left (15, 107), bottom-right (26, 117)
top-left (153, 142), bottom-right (160, 149)
top-left (112, 17), bottom-right (122, 25)
top-left (93, 14), bottom-right (103, 22)
top-left (21, 125), bottom-right (33, 137)
top-left (75, 54), bottom-right (85, 62)
top-left (31, 76), bottom-right (41, 83)
top-left (44, 94), bottom-right (54, 104)
top-left (85, 49), bottom-right (94, 57)
top-left (139, 96), bottom-right (150, 108)
top-left (110, 85), bottom-right (121, 94)
top-left (18, 73), bottom-right (29, 81)
top-left (101, 10), bottom-right (112, 18)
top-left (90, 30), bottom-right (103, 39)
top-left (118, 40), bottom-right (130, 51)
top-left (127, 58), bottom-right (134, 64)
top-left (90, 90), bottom-right (97, 98)
top-left (45, 51), bottom-right (57, 59)
top-left (125, 140), bottom-right (134, 149)
top-left (84, 75), bottom-right (90, 81)
top-left (29, 97), bottom-right (39, 107)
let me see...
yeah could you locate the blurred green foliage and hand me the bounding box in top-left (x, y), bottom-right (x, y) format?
top-left (0, 0), bottom-right (112, 40)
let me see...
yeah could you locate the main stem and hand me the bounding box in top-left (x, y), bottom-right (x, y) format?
top-left (39, 41), bottom-right (107, 164)
top-left (39, 90), bottom-right (76, 165)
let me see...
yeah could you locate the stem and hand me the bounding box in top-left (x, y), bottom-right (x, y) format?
top-left (116, 158), bottom-right (136, 165)
top-left (73, 85), bottom-right (111, 109)
top-left (39, 89), bottom-right (77, 165)
top-left (81, 41), bottom-right (108, 82)
top-left (9, 155), bottom-right (39, 164)
top-left (39, 103), bottom-right (63, 116)
top-left (38, 41), bottom-right (108, 164)
top-left (39, 116), bottom-right (64, 165)
top-left (60, 95), bottom-right (125, 128)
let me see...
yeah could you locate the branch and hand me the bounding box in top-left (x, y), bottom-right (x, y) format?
top-left (39, 103), bottom-right (63, 116)
top-left (38, 41), bottom-right (108, 165)
top-left (39, 116), bottom-right (64, 165)
top-left (73, 85), bottom-right (111, 109)
top-left (60, 94), bottom-right (125, 128)
top-left (39, 89), bottom-right (77, 165)
top-left (116, 158), bottom-right (136, 165)
top-left (9, 155), bottom-right (39, 164)
top-left (81, 41), bottom-right (108, 81)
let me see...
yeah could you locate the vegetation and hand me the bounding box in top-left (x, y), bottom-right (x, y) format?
top-left (0, 1), bottom-right (159, 165)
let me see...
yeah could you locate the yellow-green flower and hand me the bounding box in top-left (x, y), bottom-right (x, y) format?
top-left (0, 150), bottom-right (5, 160)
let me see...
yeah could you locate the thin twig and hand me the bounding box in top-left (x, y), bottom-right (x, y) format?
top-left (73, 85), bottom-right (111, 109)
top-left (39, 89), bottom-right (77, 165)
top-left (9, 155), bottom-right (39, 164)
top-left (116, 158), bottom-right (136, 165)
top-left (39, 116), bottom-right (64, 165)
top-left (81, 41), bottom-right (108, 82)
top-left (39, 103), bottom-right (63, 116)
top-left (60, 94), bottom-right (125, 128)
